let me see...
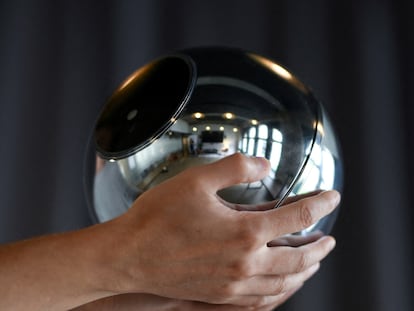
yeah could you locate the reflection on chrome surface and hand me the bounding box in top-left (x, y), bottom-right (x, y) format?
top-left (87, 47), bottom-right (343, 235)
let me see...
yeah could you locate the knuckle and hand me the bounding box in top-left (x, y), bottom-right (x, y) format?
top-left (250, 296), bottom-right (270, 309)
top-left (235, 217), bottom-right (261, 251)
top-left (298, 201), bottom-right (315, 228)
top-left (219, 281), bottom-right (239, 300)
top-left (231, 152), bottom-right (247, 164)
top-left (296, 249), bottom-right (309, 272)
top-left (230, 153), bottom-right (250, 180)
top-left (181, 168), bottom-right (203, 189)
top-left (189, 171), bottom-right (207, 189)
top-left (227, 257), bottom-right (255, 279)
top-left (273, 275), bottom-right (287, 294)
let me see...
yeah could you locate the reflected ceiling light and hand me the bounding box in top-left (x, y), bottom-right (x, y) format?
top-left (316, 121), bottom-right (325, 136)
top-left (118, 70), bottom-right (140, 91)
top-left (249, 54), bottom-right (292, 80)
top-left (206, 126), bottom-right (211, 131)
top-left (251, 119), bottom-right (258, 125)
top-left (223, 112), bottom-right (234, 119)
top-left (193, 112), bottom-right (204, 119)
top-left (219, 126), bottom-right (224, 131)
top-left (233, 128), bottom-right (238, 132)
top-left (192, 127), bottom-right (198, 132)
top-left (127, 109), bottom-right (138, 121)
top-left (248, 53), bottom-right (308, 93)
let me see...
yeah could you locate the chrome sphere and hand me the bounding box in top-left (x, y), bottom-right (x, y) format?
top-left (85, 46), bottom-right (343, 235)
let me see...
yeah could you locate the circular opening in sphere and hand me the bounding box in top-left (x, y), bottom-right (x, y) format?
top-left (95, 55), bottom-right (196, 160)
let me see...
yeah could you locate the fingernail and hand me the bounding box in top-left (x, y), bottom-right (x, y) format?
top-left (324, 190), bottom-right (340, 205)
top-left (332, 191), bottom-right (341, 205)
top-left (326, 237), bottom-right (336, 251)
top-left (309, 262), bottom-right (321, 274)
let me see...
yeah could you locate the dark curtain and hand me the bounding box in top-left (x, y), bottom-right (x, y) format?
top-left (0, 1), bottom-right (413, 310)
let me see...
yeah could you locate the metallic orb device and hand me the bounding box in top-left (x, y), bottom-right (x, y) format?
top-left (84, 46), bottom-right (343, 235)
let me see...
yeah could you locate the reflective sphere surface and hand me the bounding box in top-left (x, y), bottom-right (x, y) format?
top-left (85, 47), bottom-right (343, 235)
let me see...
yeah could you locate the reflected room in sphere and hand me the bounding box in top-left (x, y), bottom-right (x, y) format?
top-left (85, 46), bottom-right (343, 236)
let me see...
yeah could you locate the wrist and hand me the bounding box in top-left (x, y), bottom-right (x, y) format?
top-left (86, 216), bottom-right (148, 296)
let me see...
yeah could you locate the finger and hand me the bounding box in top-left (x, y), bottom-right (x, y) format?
top-left (234, 263), bottom-right (320, 296)
top-left (218, 292), bottom-right (296, 308)
top-left (219, 190), bottom-right (322, 212)
top-left (187, 298), bottom-right (284, 311)
top-left (278, 190), bottom-right (324, 206)
top-left (217, 196), bottom-right (279, 212)
top-left (256, 236), bottom-right (336, 275)
top-left (194, 153), bottom-right (270, 191)
top-left (229, 291), bottom-right (299, 310)
top-left (252, 190), bottom-right (340, 241)
top-left (263, 285), bottom-right (303, 309)
top-left (218, 186), bottom-right (324, 213)
top-left (267, 230), bottom-right (324, 247)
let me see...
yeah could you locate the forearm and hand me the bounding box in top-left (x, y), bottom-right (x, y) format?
top-left (0, 225), bottom-right (116, 311)
top-left (70, 294), bottom-right (181, 311)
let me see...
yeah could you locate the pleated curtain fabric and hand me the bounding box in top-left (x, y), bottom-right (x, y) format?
top-left (0, 1), bottom-right (413, 310)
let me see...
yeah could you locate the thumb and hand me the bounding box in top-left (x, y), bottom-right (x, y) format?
top-left (195, 153), bottom-right (270, 191)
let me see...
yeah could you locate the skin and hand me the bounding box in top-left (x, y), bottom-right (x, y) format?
top-left (0, 153), bottom-right (340, 310)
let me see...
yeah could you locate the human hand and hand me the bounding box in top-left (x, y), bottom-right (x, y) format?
top-left (72, 291), bottom-right (297, 311)
top-left (98, 153), bottom-right (339, 308)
